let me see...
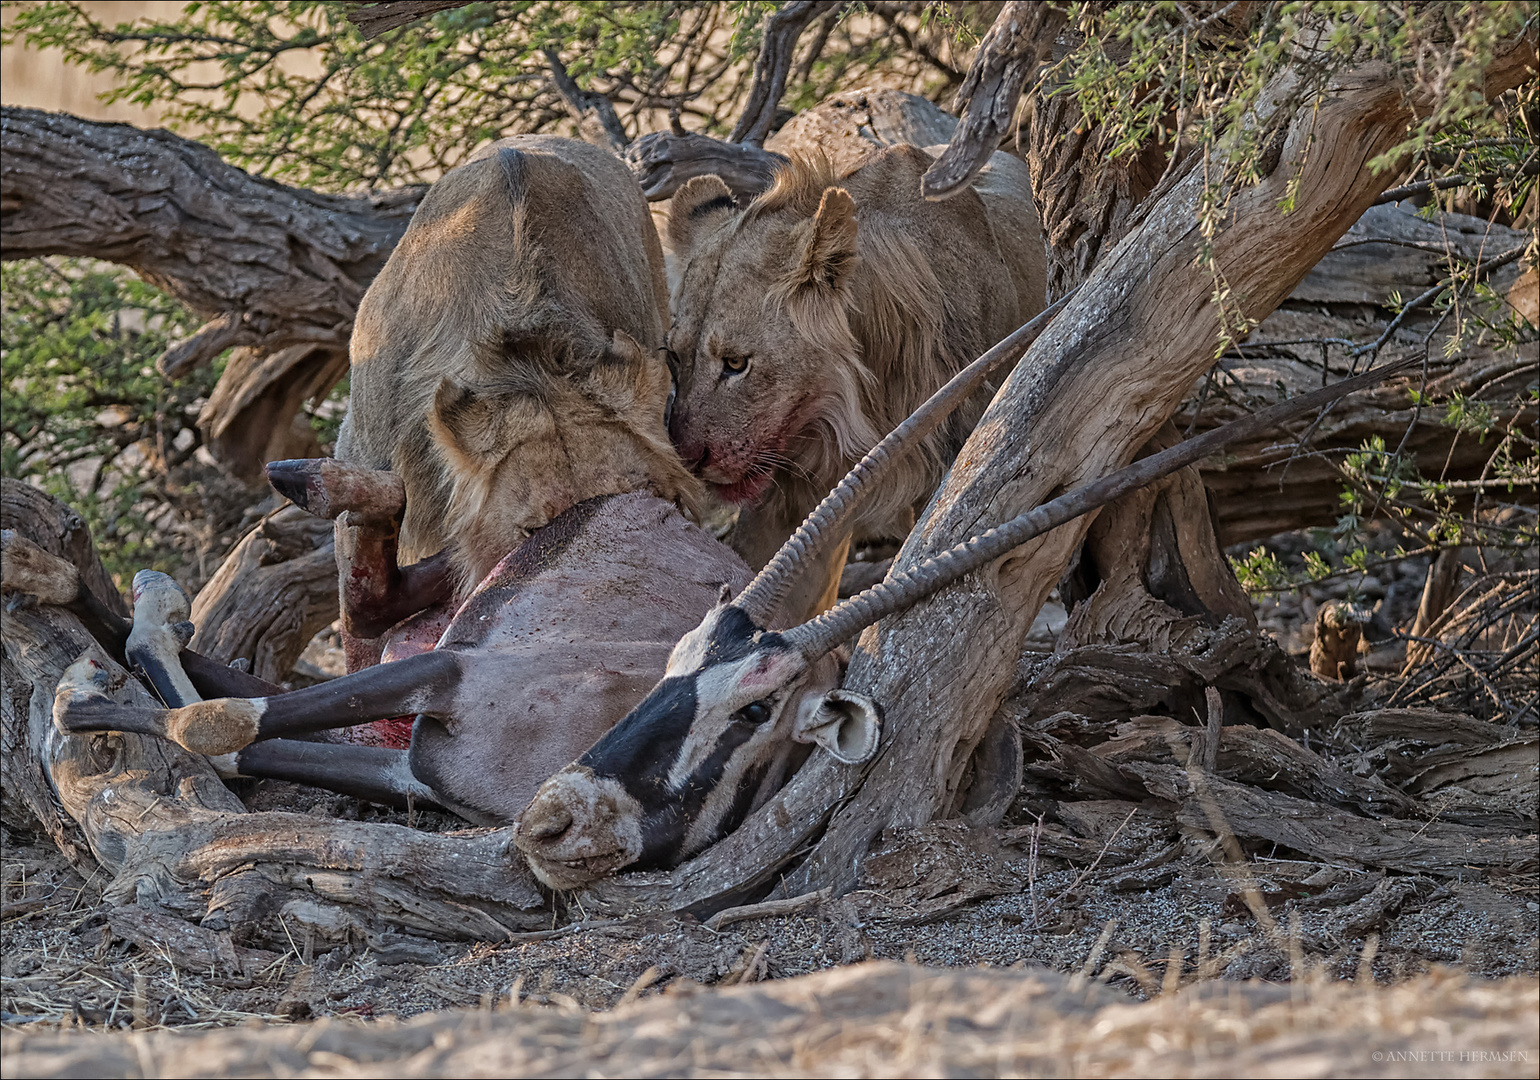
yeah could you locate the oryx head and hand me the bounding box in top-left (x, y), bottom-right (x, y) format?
top-left (514, 595), bottom-right (881, 889)
top-left (513, 289), bottom-right (1380, 889)
top-left (511, 304), bottom-right (1080, 890)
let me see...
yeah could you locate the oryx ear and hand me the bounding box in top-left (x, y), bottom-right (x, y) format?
top-left (668, 175), bottom-right (736, 253)
top-left (795, 187), bottom-right (858, 292)
top-left (793, 688), bottom-right (881, 764)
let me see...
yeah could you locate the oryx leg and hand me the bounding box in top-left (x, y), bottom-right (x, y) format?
top-left (232, 739), bottom-right (446, 811)
top-left (125, 570), bottom-right (200, 707)
top-left (55, 649), bottom-right (466, 755)
top-left (121, 569), bottom-right (286, 700)
top-left (2, 533), bottom-right (282, 700)
top-left (266, 458), bottom-right (454, 658)
top-left (122, 575), bottom-right (452, 808)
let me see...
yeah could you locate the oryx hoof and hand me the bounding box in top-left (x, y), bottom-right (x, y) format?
top-left (52, 655), bottom-right (127, 733)
top-left (131, 570), bottom-right (190, 620)
top-left (265, 459), bottom-right (405, 522)
top-left (0, 529), bottom-right (82, 607)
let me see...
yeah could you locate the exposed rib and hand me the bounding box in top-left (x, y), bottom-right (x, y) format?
top-left (733, 292), bottom-right (1075, 624)
top-left (783, 356), bottom-right (1419, 658)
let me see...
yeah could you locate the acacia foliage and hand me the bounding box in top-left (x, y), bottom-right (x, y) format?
top-left (0, 259), bottom-right (226, 585)
top-left (2, 0), bottom-right (985, 189)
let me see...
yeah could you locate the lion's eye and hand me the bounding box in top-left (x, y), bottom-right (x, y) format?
top-left (721, 354), bottom-right (749, 375)
top-left (736, 701), bottom-right (771, 725)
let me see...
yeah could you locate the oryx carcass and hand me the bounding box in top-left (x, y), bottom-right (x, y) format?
top-left (35, 130), bottom-right (747, 825)
top-left (42, 303), bottom-right (1071, 830)
top-left (514, 351), bottom-right (1416, 889)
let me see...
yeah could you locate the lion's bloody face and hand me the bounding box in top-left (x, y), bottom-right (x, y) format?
top-left (664, 171), bottom-right (878, 511)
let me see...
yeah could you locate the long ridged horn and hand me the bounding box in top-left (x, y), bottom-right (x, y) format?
top-left (780, 356), bottom-right (1419, 659)
top-left (732, 293), bottom-right (1076, 624)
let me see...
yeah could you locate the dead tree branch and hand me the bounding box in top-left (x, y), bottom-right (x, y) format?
top-left (0, 107), bottom-right (420, 477)
top-left (544, 47), bottom-right (629, 151)
top-left (187, 507), bottom-right (339, 684)
top-left (921, 1), bottom-right (1067, 201)
top-left (730, 1), bottom-right (844, 147)
top-left (344, 1), bottom-right (474, 40)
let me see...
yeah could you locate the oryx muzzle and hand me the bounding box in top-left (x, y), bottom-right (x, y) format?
top-left (516, 348), bottom-right (1418, 888)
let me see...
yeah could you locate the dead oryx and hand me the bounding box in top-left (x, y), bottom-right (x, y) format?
top-left (45, 304), bottom-right (1407, 871)
top-left (512, 355), bottom-right (1417, 888)
top-left (41, 302), bottom-right (1069, 824)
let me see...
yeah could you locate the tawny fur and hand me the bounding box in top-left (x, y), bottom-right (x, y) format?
top-left (338, 135), bottom-right (698, 590)
top-left (665, 145), bottom-right (1046, 613)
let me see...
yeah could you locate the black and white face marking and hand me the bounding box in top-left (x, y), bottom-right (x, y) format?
top-left (516, 603), bottom-right (807, 882)
top-left (515, 602), bottom-right (883, 889)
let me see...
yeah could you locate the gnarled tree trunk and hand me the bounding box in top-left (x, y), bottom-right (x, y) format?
top-left (575, 29), bottom-right (1537, 915)
top-left (0, 107), bottom-right (420, 479)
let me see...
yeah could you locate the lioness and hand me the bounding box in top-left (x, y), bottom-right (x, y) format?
top-left (339, 134), bottom-right (697, 593)
top-left (665, 144), bottom-right (1046, 617)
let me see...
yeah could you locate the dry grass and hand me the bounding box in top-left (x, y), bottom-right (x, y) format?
top-left (5, 960), bottom-right (1537, 1078)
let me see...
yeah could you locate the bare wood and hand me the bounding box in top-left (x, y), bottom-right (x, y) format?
top-left (0, 480), bottom-right (126, 620)
top-left (0, 482), bottom-right (122, 862)
top-left (344, 1), bottom-right (474, 39)
top-left (764, 86), bottom-right (960, 169)
top-left (1180, 772), bottom-right (1535, 877)
top-left (1, 107), bottom-right (419, 476)
top-left (199, 343), bottom-right (343, 478)
top-left (625, 132), bottom-right (787, 202)
top-left (573, 34), bottom-right (1538, 917)
top-left (108, 906), bottom-right (281, 980)
top-left (544, 47), bottom-right (629, 151)
top-left (730, 2), bottom-right (844, 147)
top-left (703, 888), bottom-right (832, 932)
top-left (629, 87), bottom-right (963, 204)
top-left (920, 1), bottom-right (1067, 201)
top-left (1199, 687), bottom-right (1223, 774)
top-left (189, 506), bottom-right (339, 684)
top-left (1190, 351), bottom-right (1533, 544)
top-left (1405, 546), bottom-right (1466, 670)
top-left (0, 108), bottom-right (416, 368)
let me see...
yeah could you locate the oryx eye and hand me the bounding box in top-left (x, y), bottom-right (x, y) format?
top-left (736, 700), bottom-right (771, 725)
top-left (721, 354), bottom-right (749, 376)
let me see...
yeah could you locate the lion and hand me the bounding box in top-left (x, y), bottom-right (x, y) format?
top-left (665, 143), bottom-right (1046, 617)
top-left (338, 134), bottom-right (700, 591)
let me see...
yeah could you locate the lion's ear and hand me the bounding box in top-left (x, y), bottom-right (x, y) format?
top-left (587, 331), bottom-right (673, 420)
top-left (668, 175), bottom-right (736, 253)
top-left (796, 187), bottom-right (858, 292)
top-left (428, 378), bottom-right (545, 471)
